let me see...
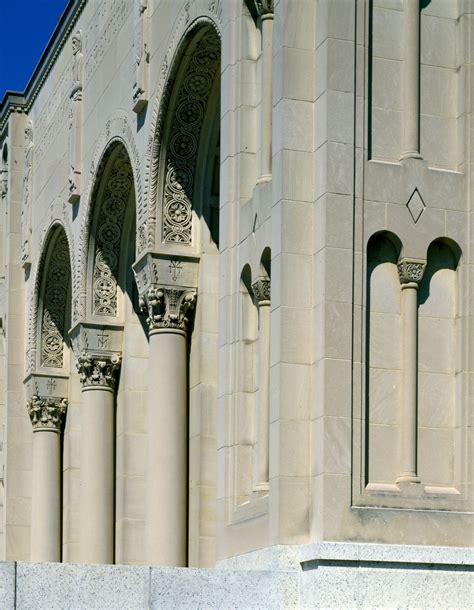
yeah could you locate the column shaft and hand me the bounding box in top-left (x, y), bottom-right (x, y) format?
top-left (31, 430), bottom-right (61, 562)
top-left (80, 387), bottom-right (115, 563)
top-left (259, 14), bottom-right (273, 180)
top-left (401, 0), bottom-right (422, 159)
top-left (146, 329), bottom-right (188, 566)
top-left (398, 282), bottom-right (420, 483)
top-left (255, 302), bottom-right (270, 489)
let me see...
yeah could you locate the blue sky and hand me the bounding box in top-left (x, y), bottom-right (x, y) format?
top-left (0, 0), bottom-right (69, 102)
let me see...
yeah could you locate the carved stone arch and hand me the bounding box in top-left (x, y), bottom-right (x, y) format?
top-left (75, 126), bottom-right (139, 324)
top-left (28, 223), bottom-right (73, 376)
top-left (82, 141), bottom-right (135, 321)
top-left (142, 2), bottom-right (222, 254)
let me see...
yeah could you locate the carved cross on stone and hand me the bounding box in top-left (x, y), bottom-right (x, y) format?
top-left (46, 378), bottom-right (57, 393)
top-left (169, 260), bottom-right (183, 282)
top-left (97, 329), bottom-right (109, 349)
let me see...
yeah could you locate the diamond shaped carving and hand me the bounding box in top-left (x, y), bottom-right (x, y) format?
top-left (406, 188), bottom-right (425, 224)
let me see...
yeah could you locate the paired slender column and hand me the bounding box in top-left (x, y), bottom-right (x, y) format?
top-left (257, 1), bottom-right (274, 181)
top-left (401, 0), bottom-right (422, 160)
top-left (252, 277), bottom-right (271, 490)
top-left (77, 352), bottom-right (121, 564)
top-left (397, 259), bottom-right (425, 484)
top-left (140, 285), bottom-right (196, 566)
top-left (28, 395), bottom-right (67, 562)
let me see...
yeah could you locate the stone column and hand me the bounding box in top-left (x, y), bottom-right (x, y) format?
top-left (397, 259), bottom-right (425, 484)
top-left (252, 277), bottom-right (271, 490)
top-left (257, 1), bottom-right (274, 181)
top-left (76, 351), bottom-right (121, 564)
top-left (140, 285), bottom-right (196, 566)
top-left (400, 0), bottom-right (422, 160)
top-left (27, 395), bottom-right (67, 562)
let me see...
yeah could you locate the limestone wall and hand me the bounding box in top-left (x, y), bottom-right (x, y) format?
top-left (0, 0), bottom-right (471, 568)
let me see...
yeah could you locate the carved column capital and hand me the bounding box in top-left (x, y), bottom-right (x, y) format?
top-left (76, 352), bottom-right (121, 390)
top-left (139, 286), bottom-right (196, 333)
top-left (27, 396), bottom-right (68, 432)
top-left (0, 170), bottom-right (7, 199)
top-left (246, 0), bottom-right (274, 17)
top-left (252, 277), bottom-right (271, 305)
top-left (397, 258), bottom-right (426, 285)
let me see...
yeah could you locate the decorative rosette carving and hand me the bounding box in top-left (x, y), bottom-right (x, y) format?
top-left (162, 30), bottom-right (220, 244)
top-left (139, 286), bottom-right (196, 332)
top-left (92, 149), bottom-right (133, 315)
top-left (76, 352), bottom-right (121, 389)
top-left (252, 277), bottom-right (271, 305)
top-left (397, 259), bottom-right (426, 285)
top-left (27, 396), bottom-right (68, 432)
top-left (41, 231), bottom-right (71, 368)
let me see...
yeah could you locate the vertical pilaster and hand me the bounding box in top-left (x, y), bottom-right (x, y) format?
top-left (397, 259), bottom-right (425, 484)
top-left (77, 352), bottom-right (121, 564)
top-left (252, 277), bottom-right (271, 490)
top-left (140, 286), bottom-right (196, 566)
top-left (401, 0), bottom-right (422, 160)
top-left (132, 0), bottom-right (150, 113)
top-left (28, 396), bottom-right (67, 562)
top-left (258, 2), bottom-right (274, 181)
top-left (68, 30), bottom-right (83, 204)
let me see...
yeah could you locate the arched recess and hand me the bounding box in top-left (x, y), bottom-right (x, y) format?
top-left (145, 20), bottom-right (221, 567)
top-left (155, 24), bottom-right (221, 246)
top-left (33, 224), bottom-right (75, 561)
top-left (418, 238), bottom-right (461, 488)
top-left (37, 226), bottom-right (72, 370)
top-left (252, 249), bottom-right (271, 492)
top-left (84, 140), bottom-right (148, 564)
top-left (233, 265), bottom-right (258, 509)
top-left (364, 231), bottom-right (402, 486)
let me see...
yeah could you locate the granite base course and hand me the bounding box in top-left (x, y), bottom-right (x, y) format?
top-left (0, 543), bottom-right (471, 609)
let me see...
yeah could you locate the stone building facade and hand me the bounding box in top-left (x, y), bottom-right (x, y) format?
top-left (0, 0), bottom-right (472, 605)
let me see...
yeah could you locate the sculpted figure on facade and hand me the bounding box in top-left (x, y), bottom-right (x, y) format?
top-left (21, 120), bottom-right (34, 270)
top-left (69, 30), bottom-right (83, 203)
top-left (133, 0), bottom-right (149, 113)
